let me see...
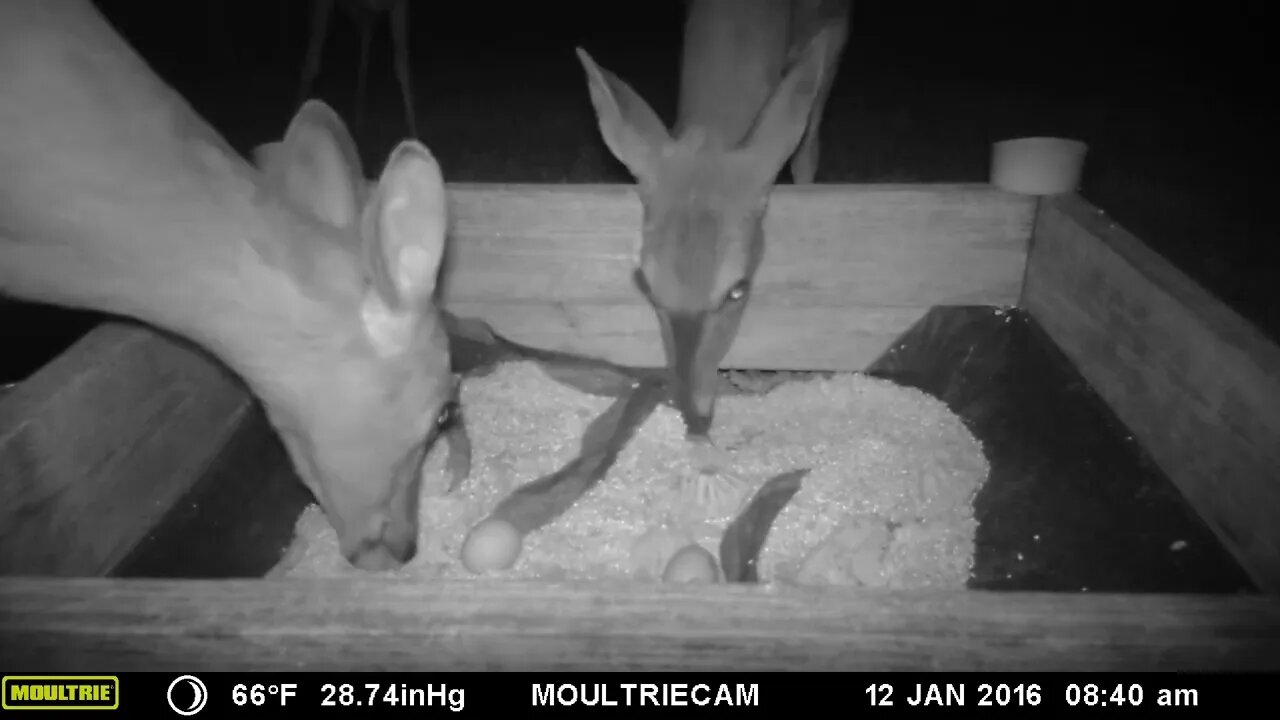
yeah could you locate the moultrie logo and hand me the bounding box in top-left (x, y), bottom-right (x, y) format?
top-left (1, 675), bottom-right (119, 710)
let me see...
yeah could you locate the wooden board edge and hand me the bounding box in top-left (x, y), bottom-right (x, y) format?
top-left (435, 182), bottom-right (1034, 371)
top-left (0, 321), bottom-right (257, 576)
top-left (1022, 193), bottom-right (1280, 594)
top-left (1, 577), bottom-right (1277, 671)
top-left (441, 181), bottom-right (1020, 194)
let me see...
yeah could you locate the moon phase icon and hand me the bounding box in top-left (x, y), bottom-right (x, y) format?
top-left (166, 675), bottom-right (208, 716)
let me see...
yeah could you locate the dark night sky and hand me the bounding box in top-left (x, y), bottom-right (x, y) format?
top-left (86, 0), bottom-right (1276, 178)
top-left (96, 0), bottom-right (1273, 102)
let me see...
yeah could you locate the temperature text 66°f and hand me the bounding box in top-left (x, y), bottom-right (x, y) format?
top-left (232, 684), bottom-right (298, 707)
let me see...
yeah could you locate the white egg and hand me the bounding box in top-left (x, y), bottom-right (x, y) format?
top-left (461, 517), bottom-right (522, 574)
top-left (662, 543), bottom-right (721, 584)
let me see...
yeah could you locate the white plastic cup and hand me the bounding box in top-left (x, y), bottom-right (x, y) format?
top-left (989, 136), bottom-right (1088, 195)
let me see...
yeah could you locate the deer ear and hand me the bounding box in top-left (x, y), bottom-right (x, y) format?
top-left (358, 141), bottom-right (449, 356)
top-left (576, 48), bottom-right (672, 186)
top-left (259, 100), bottom-right (366, 231)
top-left (738, 27), bottom-right (834, 186)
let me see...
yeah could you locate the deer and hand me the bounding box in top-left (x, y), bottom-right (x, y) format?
top-left (574, 0), bottom-right (850, 510)
top-left (0, 0), bottom-right (465, 572)
top-left (297, 0), bottom-right (419, 138)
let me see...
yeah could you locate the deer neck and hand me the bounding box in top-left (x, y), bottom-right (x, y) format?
top-left (0, 3), bottom-right (361, 406)
top-left (674, 0), bottom-right (795, 148)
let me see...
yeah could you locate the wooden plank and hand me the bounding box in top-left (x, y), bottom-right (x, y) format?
top-left (1023, 193), bottom-right (1280, 594)
top-left (110, 403), bottom-right (312, 580)
top-left (0, 321), bottom-right (254, 577)
top-left (441, 183), bottom-right (1035, 371)
top-left (1, 578), bottom-right (1277, 671)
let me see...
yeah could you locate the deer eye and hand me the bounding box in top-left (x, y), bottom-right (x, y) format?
top-left (436, 401), bottom-right (459, 430)
top-left (723, 280), bottom-right (750, 304)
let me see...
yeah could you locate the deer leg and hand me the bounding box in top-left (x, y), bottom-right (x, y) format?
top-left (789, 65), bottom-right (834, 184)
top-left (298, 0), bottom-right (335, 111)
top-left (788, 1), bottom-right (851, 184)
top-left (389, 0), bottom-right (419, 137)
top-left (355, 18), bottom-right (373, 136)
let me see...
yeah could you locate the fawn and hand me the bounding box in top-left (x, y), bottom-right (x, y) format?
top-left (575, 0), bottom-right (849, 504)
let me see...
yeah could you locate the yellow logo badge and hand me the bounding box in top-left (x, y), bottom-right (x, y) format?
top-left (2, 676), bottom-right (119, 710)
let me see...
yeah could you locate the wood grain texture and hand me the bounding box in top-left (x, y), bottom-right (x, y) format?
top-left (0, 321), bottom-right (253, 577)
top-left (1023, 193), bottom-right (1280, 595)
top-left (441, 183), bottom-right (1034, 371)
top-left (1, 577), bottom-right (1277, 671)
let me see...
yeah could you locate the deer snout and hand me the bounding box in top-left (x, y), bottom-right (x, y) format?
top-left (338, 510), bottom-right (419, 572)
top-left (664, 311), bottom-right (720, 439)
top-left (341, 521), bottom-right (418, 572)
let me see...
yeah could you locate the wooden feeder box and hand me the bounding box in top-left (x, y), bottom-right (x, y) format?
top-left (2, 181), bottom-right (1278, 671)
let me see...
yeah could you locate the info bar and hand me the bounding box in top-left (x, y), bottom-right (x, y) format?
top-left (0, 672), bottom-right (1252, 716)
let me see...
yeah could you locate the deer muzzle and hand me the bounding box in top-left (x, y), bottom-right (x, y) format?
top-left (663, 310), bottom-right (721, 440)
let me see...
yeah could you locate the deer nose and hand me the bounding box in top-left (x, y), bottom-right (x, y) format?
top-left (685, 411), bottom-right (713, 438)
top-left (343, 520), bottom-right (418, 571)
top-left (345, 536), bottom-right (418, 572)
